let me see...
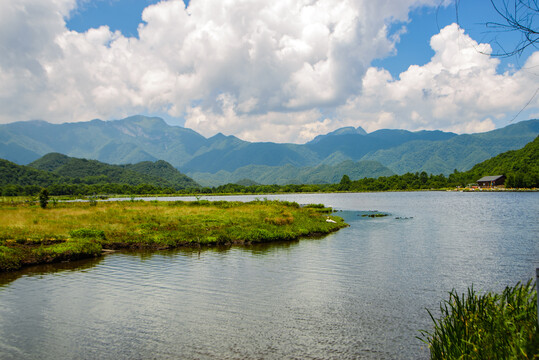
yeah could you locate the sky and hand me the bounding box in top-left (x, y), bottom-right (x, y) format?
top-left (1, 0), bottom-right (538, 143)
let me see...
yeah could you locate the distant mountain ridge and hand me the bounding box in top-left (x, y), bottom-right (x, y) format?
top-left (189, 160), bottom-right (395, 187)
top-left (1, 115), bottom-right (538, 185)
top-left (309, 126), bottom-right (367, 143)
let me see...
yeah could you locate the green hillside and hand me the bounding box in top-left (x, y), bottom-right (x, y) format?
top-left (123, 160), bottom-right (199, 189)
top-left (28, 153), bottom-right (199, 190)
top-left (342, 136), bottom-right (539, 191)
top-left (460, 136), bottom-right (539, 188)
top-left (0, 153), bottom-right (199, 195)
top-left (0, 159), bottom-right (61, 187)
top-left (362, 119), bottom-right (539, 174)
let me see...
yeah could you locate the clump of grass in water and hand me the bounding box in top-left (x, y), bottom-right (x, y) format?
top-left (419, 280), bottom-right (538, 359)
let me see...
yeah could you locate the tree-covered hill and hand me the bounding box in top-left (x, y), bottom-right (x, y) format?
top-left (122, 160), bottom-right (199, 189)
top-left (342, 136), bottom-right (539, 191)
top-left (459, 136), bottom-right (538, 188)
top-left (0, 154), bottom-right (200, 195)
top-left (27, 153), bottom-right (199, 190)
top-left (0, 159), bottom-right (61, 187)
top-left (1, 136), bottom-right (537, 196)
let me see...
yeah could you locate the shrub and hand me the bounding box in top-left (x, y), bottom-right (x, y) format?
top-left (39, 188), bottom-right (49, 209)
top-left (88, 196), bottom-right (98, 207)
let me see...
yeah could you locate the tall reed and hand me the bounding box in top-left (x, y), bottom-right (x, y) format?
top-left (419, 280), bottom-right (538, 359)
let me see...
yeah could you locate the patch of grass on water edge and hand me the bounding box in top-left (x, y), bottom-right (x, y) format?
top-left (0, 200), bottom-right (346, 271)
top-left (419, 280), bottom-right (538, 359)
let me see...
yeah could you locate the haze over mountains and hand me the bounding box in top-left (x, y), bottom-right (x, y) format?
top-left (1, 115), bottom-right (538, 186)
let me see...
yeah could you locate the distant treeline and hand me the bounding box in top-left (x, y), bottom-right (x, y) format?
top-left (1, 169), bottom-right (535, 197)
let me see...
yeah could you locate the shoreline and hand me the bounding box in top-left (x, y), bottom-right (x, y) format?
top-left (4, 187), bottom-right (538, 206)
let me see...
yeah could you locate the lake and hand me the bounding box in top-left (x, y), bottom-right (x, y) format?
top-left (0, 192), bottom-right (537, 359)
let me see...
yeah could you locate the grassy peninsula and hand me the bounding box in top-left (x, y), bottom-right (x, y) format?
top-left (0, 199), bottom-right (346, 271)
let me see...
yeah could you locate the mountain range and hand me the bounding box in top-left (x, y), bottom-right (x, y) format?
top-left (1, 115), bottom-right (538, 185)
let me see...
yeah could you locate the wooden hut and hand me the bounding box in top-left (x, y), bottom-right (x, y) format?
top-left (477, 175), bottom-right (506, 188)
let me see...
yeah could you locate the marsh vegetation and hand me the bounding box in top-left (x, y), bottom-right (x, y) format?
top-left (420, 280), bottom-right (538, 359)
top-left (0, 199), bottom-right (345, 271)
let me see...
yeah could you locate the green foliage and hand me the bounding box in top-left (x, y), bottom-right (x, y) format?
top-left (123, 160), bottom-right (199, 189)
top-left (38, 188), bottom-right (49, 209)
top-left (88, 196), bottom-right (98, 207)
top-left (69, 228), bottom-right (106, 240)
top-left (32, 239), bottom-right (102, 263)
top-left (339, 174), bottom-right (352, 190)
top-left (0, 159), bottom-right (59, 188)
top-left (419, 280), bottom-right (538, 359)
top-left (0, 246), bottom-right (23, 271)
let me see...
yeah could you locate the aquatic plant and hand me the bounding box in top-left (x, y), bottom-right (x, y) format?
top-left (419, 280), bottom-right (538, 359)
top-left (361, 213), bottom-right (389, 218)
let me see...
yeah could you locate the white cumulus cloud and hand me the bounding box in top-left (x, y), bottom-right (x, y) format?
top-left (337, 24), bottom-right (539, 134)
top-left (0, 0), bottom-right (537, 143)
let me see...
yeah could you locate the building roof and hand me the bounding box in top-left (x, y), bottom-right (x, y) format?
top-left (477, 175), bottom-right (505, 182)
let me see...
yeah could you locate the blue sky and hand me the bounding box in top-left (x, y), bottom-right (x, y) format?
top-left (1, 0), bottom-right (538, 143)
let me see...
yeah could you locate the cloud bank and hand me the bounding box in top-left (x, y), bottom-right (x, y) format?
top-left (0, 0), bottom-right (537, 143)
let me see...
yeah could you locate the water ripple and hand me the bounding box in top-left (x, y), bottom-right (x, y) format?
top-left (0, 192), bottom-right (537, 359)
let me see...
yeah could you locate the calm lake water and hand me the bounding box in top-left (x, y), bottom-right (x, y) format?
top-left (0, 192), bottom-right (538, 359)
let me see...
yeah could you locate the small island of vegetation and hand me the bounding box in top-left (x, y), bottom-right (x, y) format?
top-left (0, 199), bottom-right (346, 271)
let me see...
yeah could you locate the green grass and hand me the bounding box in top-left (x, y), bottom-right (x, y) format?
top-left (0, 199), bottom-right (346, 271)
top-left (419, 280), bottom-right (538, 359)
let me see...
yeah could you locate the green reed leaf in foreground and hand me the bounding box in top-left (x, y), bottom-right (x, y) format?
top-left (419, 279), bottom-right (538, 359)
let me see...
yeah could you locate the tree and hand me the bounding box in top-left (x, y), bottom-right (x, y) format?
top-left (339, 174), bottom-right (352, 191)
top-left (39, 188), bottom-right (49, 209)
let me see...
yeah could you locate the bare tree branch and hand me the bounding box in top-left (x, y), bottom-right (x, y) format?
top-left (481, 0), bottom-right (538, 56)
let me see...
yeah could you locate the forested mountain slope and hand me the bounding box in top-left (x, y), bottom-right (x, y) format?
top-left (0, 153), bottom-right (200, 192)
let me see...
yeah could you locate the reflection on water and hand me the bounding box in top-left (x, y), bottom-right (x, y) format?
top-left (0, 257), bottom-right (105, 287)
top-left (0, 192), bottom-right (537, 359)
